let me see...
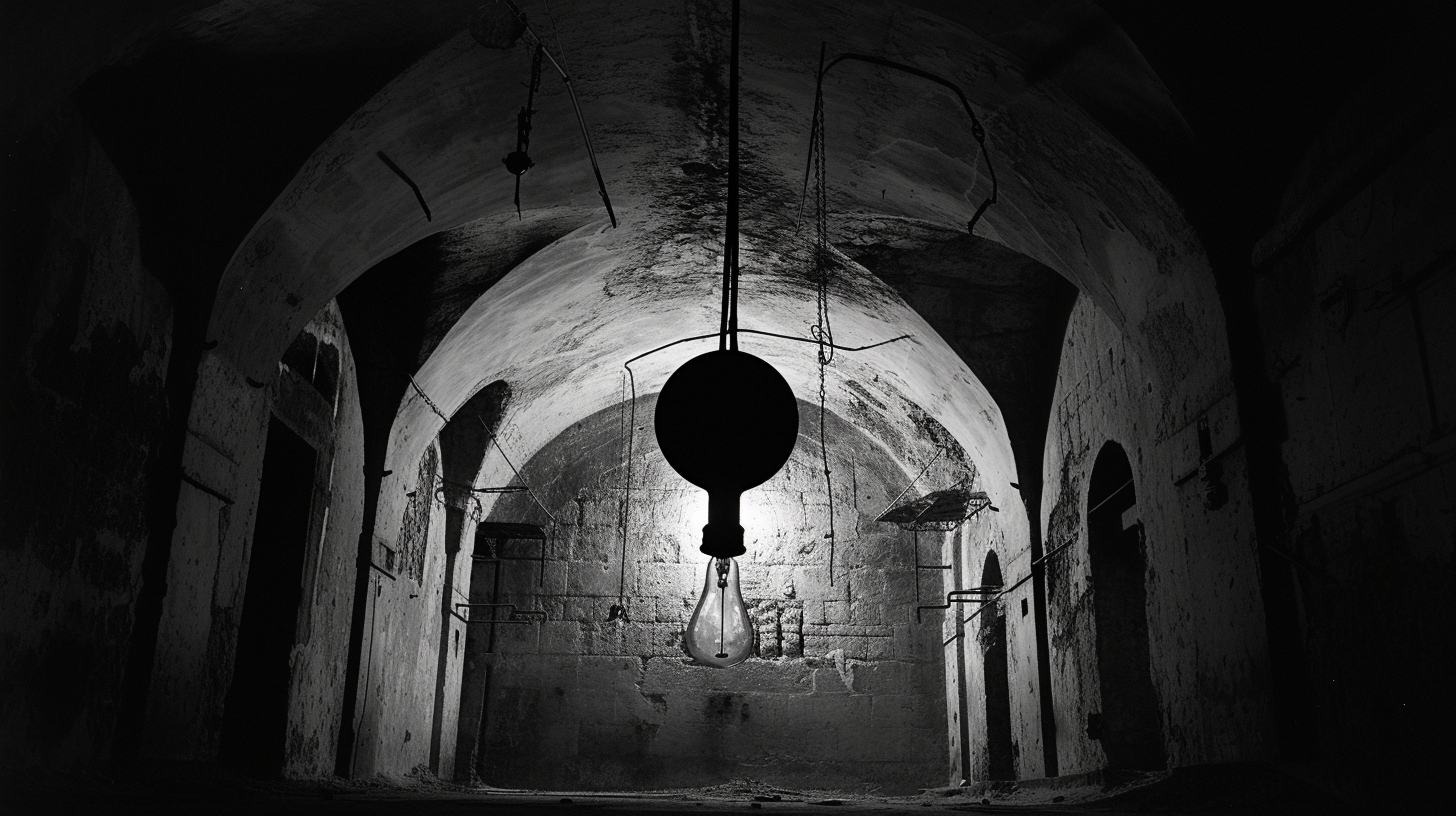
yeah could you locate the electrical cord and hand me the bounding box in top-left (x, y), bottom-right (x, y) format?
top-left (809, 48), bottom-right (838, 584)
top-left (797, 49), bottom-right (999, 235)
top-left (406, 374), bottom-right (557, 524)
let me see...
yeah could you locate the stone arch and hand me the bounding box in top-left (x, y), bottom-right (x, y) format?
top-left (978, 550), bottom-right (1013, 781)
top-left (168, 0), bottom-right (1230, 785)
top-left (1086, 440), bottom-right (1165, 771)
top-left (218, 415), bottom-right (318, 775)
top-left (432, 379), bottom-right (513, 776)
top-left (200, 0), bottom-right (1229, 493)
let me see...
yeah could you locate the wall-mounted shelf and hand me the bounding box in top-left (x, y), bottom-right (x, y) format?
top-left (879, 487), bottom-right (996, 608)
top-left (876, 488), bottom-right (993, 532)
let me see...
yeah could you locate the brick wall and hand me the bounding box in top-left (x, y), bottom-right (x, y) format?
top-left (463, 394), bottom-right (955, 792)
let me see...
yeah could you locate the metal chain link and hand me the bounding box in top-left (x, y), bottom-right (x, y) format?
top-left (810, 77), bottom-right (837, 585)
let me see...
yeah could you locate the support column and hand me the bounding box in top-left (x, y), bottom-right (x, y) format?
top-left (1022, 479), bottom-right (1058, 777)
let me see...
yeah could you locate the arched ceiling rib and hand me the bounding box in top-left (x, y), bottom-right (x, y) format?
top-left (83, 0), bottom-right (1235, 529)
top-left (382, 214), bottom-right (1022, 516)
top-left (204, 0), bottom-right (1223, 400)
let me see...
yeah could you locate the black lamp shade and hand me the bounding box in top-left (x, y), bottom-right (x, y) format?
top-left (654, 349), bottom-right (799, 557)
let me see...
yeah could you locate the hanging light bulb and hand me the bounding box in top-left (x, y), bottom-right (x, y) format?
top-left (651, 0), bottom-right (796, 670)
top-left (686, 557), bottom-right (753, 667)
top-left (655, 349), bottom-right (797, 670)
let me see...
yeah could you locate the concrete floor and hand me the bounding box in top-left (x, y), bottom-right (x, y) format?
top-left (2, 763), bottom-right (1368, 815)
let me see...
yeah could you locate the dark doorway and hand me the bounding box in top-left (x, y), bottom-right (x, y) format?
top-left (219, 416), bottom-right (317, 775)
top-left (1087, 441), bottom-right (1166, 771)
top-left (979, 551), bottom-right (1014, 780)
top-left (951, 538), bottom-right (971, 784)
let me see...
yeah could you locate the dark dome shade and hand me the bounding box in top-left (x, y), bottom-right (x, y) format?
top-left (654, 348), bottom-right (799, 493)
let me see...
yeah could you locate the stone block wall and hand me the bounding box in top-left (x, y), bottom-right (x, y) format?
top-left (0, 105), bottom-right (173, 776)
top-left (462, 394), bottom-right (953, 793)
top-left (1039, 295), bottom-right (1273, 775)
top-left (1255, 107), bottom-right (1456, 786)
top-left (142, 301), bottom-right (364, 776)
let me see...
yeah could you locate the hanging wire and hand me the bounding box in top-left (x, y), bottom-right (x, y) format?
top-left (797, 49), bottom-right (998, 235)
top-left (406, 374), bottom-right (557, 524)
top-left (541, 0), bottom-right (572, 75)
top-left (719, 0), bottom-right (743, 352)
top-left (623, 329), bottom-right (911, 371)
top-left (792, 42), bottom-right (998, 585)
top-left (809, 42), bottom-right (838, 585)
top-left (877, 445), bottom-right (946, 520)
top-left (616, 369), bottom-right (637, 618)
top-left (476, 417), bottom-right (559, 525)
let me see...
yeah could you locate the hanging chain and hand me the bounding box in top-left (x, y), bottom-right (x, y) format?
top-left (809, 63), bottom-right (838, 586)
top-left (811, 71), bottom-right (834, 369)
top-left (408, 373), bottom-right (449, 422)
top-left (616, 369), bottom-right (636, 617)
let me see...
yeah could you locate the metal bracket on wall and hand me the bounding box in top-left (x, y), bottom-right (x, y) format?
top-left (877, 488), bottom-right (994, 532)
top-left (179, 472), bottom-right (235, 505)
top-left (911, 529), bottom-right (951, 604)
top-left (879, 487), bottom-right (994, 604)
top-left (368, 561), bottom-right (397, 581)
top-left (452, 602), bottom-right (546, 625)
top-left (938, 535), bottom-right (1079, 645)
top-left (916, 587), bottom-right (999, 623)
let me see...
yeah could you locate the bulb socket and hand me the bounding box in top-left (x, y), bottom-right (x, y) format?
top-left (700, 490), bottom-right (746, 558)
top-left (701, 522), bottom-right (745, 558)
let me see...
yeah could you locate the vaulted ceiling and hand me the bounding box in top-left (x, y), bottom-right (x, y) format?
top-left (46, 0), bottom-right (1446, 509)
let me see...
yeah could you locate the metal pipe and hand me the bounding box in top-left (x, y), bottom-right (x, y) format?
top-left (504, 0), bottom-right (617, 227)
top-left (798, 51), bottom-right (998, 234)
top-left (369, 561), bottom-right (397, 581)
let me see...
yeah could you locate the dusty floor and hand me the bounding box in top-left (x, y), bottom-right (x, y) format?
top-left (1, 763), bottom-right (1373, 815)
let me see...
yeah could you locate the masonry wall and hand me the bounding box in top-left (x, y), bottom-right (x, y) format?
top-left (351, 440), bottom-right (452, 780)
top-left (0, 104), bottom-right (172, 776)
top-left (141, 301), bottom-right (364, 776)
top-left (1254, 106), bottom-right (1456, 788)
top-left (281, 306), bottom-right (367, 777)
top-left (1040, 295), bottom-right (1274, 775)
top-left (461, 394), bottom-right (951, 793)
top-left (945, 506), bottom-right (1040, 783)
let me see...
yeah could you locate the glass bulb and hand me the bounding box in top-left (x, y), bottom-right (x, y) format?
top-left (685, 557), bottom-right (753, 667)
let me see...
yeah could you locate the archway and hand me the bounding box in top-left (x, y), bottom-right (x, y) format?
top-left (978, 551), bottom-right (1013, 780)
top-left (1086, 441), bottom-right (1165, 771)
top-left (458, 392), bottom-right (951, 792)
top-left (136, 0), bottom-right (1232, 785)
top-left (218, 416), bottom-right (317, 775)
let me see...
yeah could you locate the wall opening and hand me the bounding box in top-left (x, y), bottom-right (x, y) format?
top-left (1087, 441), bottom-right (1165, 771)
top-left (218, 416), bottom-right (317, 775)
top-left (951, 531), bottom-right (971, 784)
top-left (446, 381), bottom-right (514, 783)
top-left (979, 551), bottom-right (1014, 780)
